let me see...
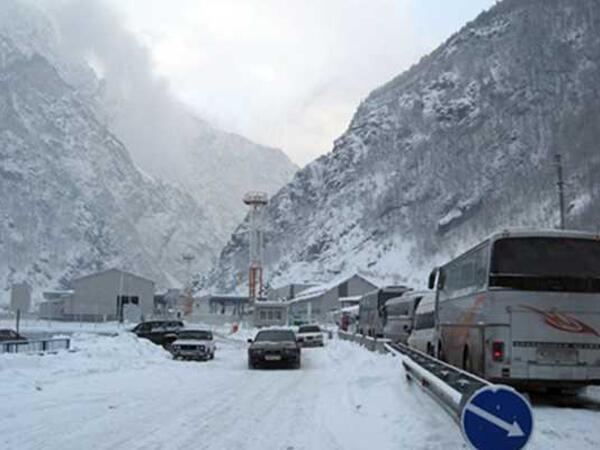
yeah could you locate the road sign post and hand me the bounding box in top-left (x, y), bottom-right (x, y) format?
top-left (461, 385), bottom-right (533, 450)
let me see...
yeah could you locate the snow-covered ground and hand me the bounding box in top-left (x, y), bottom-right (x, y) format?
top-left (1, 330), bottom-right (599, 449)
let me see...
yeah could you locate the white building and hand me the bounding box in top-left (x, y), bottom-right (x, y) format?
top-left (39, 269), bottom-right (155, 322)
top-left (287, 274), bottom-right (379, 324)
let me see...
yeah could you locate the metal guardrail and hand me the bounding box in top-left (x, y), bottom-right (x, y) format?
top-left (385, 342), bottom-right (491, 422)
top-left (0, 338), bottom-right (71, 354)
top-left (338, 331), bottom-right (491, 422)
top-left (337, 330), bottom-right (390, 353)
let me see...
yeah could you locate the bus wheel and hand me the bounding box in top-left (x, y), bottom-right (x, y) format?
top-left (437, 343), bottom-right (444, 361)
top-left (426, 343), bottom-right (434, 356)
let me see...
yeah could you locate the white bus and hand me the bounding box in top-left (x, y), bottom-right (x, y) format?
top-left (384, 292), bottom-right (430, 344)
top-left (358, 286), bottom-right (411, 338)
top-left (406, 293), bottom-right (436, 353)
top-left (429, 229), bottom-right (600, 392)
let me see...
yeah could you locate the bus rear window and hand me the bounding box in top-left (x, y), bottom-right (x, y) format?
top-left (490, 237), bottom-right (600, 292)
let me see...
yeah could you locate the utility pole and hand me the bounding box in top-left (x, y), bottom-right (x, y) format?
top-left (554, 153), bottom-right (566, 230)
top-left (182, 254), bottom-right (195, 316)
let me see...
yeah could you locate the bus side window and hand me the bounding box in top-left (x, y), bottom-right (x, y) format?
top-left (444, 261), bottom-right (461, 293)
top-left (416, 312), bottom-right (434, 330)
top-left (474, 246), bottom-right (488, 289)
top-left (460, 260), bottom-right (475, 289)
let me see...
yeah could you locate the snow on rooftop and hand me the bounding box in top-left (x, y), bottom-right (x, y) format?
top-left (288, 273), bottom-right (381, 304)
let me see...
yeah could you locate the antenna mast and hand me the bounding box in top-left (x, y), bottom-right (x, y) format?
top-left (243, 192), bottom-right (268, 302)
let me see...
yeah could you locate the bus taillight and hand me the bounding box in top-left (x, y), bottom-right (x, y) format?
top-left (492, 341), bottom-right (505, 362)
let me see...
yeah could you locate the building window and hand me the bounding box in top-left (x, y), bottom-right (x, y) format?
top-left (267, 311), bottom-right (273, 320)
top-left (338, 282), bottom-right (348, 298)
top-left (260, 311), bottom-right (267, 319)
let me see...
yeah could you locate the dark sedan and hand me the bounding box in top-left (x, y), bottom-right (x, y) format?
top-left (131, 320), bottom-right (184, 347)
top-left (247, 329), bottom-right (301, 369)
top-left (0, 329), bottom-right (27, 342)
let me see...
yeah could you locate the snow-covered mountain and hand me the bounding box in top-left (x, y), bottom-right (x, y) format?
top-left (110, 108), bottom-right (297, 243)
top-left (45, 0), bottom-right (298, 241)
top-left (0, 0), bottom-right (295, 302)
top-left (207, 0), bottom-right (600, 292)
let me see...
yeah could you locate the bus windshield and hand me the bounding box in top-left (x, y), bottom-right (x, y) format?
top-left (490, 237), bottom-right (600, 292)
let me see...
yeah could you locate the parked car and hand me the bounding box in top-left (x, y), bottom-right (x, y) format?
top-left (406, 293), bottom-right (437, 355)
top-left (131, 320), bottom-right (184, 347)
top-left (296, 324), bottom-right (324, 347)
top-left (169, 329), bottom-right (215, 361)
top-left (247, 329), bottom-right (301, 369)
top-left (0, 329), bottom-right (27, 342)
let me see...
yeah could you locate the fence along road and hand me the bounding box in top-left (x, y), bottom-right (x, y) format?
top-left (0, 337), bottom-right (70, 354)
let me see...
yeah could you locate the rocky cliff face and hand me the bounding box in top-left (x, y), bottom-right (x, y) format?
top-left (208, 0), bottom-right (600, 292)
top-left (0, 0), bottom-right (295, 302)
top-left (0, 28), bottom-right (217, 295)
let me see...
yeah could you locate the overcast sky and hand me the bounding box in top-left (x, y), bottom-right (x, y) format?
top-left (105, 0), bottom-right (496, 166)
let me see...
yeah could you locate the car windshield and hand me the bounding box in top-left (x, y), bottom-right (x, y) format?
top-left (254, 330), bottom-right (296, 342)
top-left (298, 325), bottom-right (320, 333)
top-left (177, 331), bottom-right (212, 340)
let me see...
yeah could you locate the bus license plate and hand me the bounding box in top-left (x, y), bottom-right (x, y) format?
top-left (265, 354), bottom-right (281, 361)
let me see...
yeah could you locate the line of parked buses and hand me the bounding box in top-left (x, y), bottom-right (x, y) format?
top-left (339, 229), bottom-right (600, 393)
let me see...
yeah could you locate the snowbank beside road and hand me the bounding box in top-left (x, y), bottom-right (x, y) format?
top-left (0, 333), bottom-right (463, 450)
top-left (0, 333), bottom-right (170, 388)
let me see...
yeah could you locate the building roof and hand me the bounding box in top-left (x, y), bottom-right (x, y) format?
top-left (207, 294), bottom-right (249, 304)
top-left (71, 268), bottom-right (155, 285)
top-left (287, 273), bottom-right (379, 305)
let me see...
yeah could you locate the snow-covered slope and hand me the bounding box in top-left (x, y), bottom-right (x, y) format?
top-left (0, 18), bottom-right (218, 296)
top-left (106, 105), bottom-right (297, 242)
top-left (0, 0), bottom-right (294, 303)
top-left (207, 0), bottom-right (600, 292)
top-left (45, 0), bottom-right (298, 241)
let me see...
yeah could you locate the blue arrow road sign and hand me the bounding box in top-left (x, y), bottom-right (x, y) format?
top-left (461, 385), bottom-right (533, 450)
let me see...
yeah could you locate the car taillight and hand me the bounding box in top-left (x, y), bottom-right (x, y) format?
top-left (492, 341), bottom-right (504, 362)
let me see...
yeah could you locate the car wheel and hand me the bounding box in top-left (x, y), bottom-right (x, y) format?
top-left (248, 360), bottom-right (255, 370)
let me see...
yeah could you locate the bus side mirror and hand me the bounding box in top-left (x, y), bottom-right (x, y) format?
top-left (428, 269), bottom-right (438, 290)
top-left (428, 268), bottom-right (445, 290)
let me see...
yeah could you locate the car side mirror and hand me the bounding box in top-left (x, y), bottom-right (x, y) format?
top-left (247, 338), bottom-right (253, 344)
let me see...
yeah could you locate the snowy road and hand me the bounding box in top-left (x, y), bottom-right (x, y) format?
top-left (1, 332), bottom-right (599, 449)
